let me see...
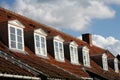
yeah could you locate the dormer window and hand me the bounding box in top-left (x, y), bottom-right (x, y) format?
top-left (8, 20), bottom-right (25, 51)
top-left (102, 54), bottom-right (108, 71)
top-left (54, 35), bottom-right (64, 61)
top-left (82, 46), bottom-right (90, 67)
top-left (70, 41), bottom-right (79, 64)
top-left (114, 58), bottom-right (119, 73)
top-left (34, 29), bottom-right (47, 57)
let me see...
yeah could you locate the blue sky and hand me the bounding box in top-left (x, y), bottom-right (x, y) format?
top-left (0, 0), bottom-right (120, 55)
top-left (91, 5), bottom-right (120, 39)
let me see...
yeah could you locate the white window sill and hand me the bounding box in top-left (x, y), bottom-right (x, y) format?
top-left (9, 48), bottom-right (26, 54)
top-left (71, 62), bottom-right (80, 65)
top-left (55, 58), bottom-right (65, 62)
top-left (36, 54), bottom-right (49, 59)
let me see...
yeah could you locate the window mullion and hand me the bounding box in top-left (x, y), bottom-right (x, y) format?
top-left (73, 47), bottom-right (75, 62)
top-left (15, 28), bottom-right (18, 49)
top-left (58, 42), bottom-right (60, 60)
top-left (21, 29), bottom-right (24, 50)
top-left (39, 35), bottom-right (41, 55)
top-left (44, 37), bottom-right (47, 56)
top-left (61, 43), bottom-right (64, 60)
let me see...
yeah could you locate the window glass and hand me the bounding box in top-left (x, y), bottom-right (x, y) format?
top-left (36, 41), bottom-right (40, 47)
top-left (10, 27), bottom-right (15, 33)
top-left (82, 47), bottom-right (90, 67)
top-left (54, 40), bottom-right (64, 61)
top-left (17, 29), bottom-right (23, 50)
top-left (74, 48), bottom-right (78, 62)
top-left (34, 34), bottom-right (47, 56)
top-left (102, 55), bottom-right (108, 71)
top-left (35, 35), bottom-right (39, 41)
top-left (59, 43), bottom-right (62, 53)
top-left (41, 36), bottom-right (46, 55)
top-left (55, 41), bottom-right (59, 53)
top-left (70, 46), bottom-right (78, 64)
top-left (11, 41), bottom-right (16, 48)
top-left (9, 26), bottom-right (24, 51)
top-left (10, 34), bottom-right (16, 41)
top-left (17, 29), bottom-right (22, 36)
top-left (17, 36), bottom-right (22, 42)
top-left (18, 43), bottom-right (23, 49)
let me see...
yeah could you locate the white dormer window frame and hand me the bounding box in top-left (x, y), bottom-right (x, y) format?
top-left (82, 46), bottom-right (90, 67)
top-left (34, 28), bottom-right (47, 57)
top-left (8, 20), bottom-right (25, 51)
top-left (102, 53), bottom-right (108, 71)
top-left (54, 35), bottom-right (64, 62)
top-left (114, 58), bottom-right (119, 73)
top-left (69, 41), bottom-right (79, 64)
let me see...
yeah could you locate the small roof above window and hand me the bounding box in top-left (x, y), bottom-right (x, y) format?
top-left (34, 28), bottom-right (47, 36)
top-left (82, 46), bottom-right (89, 51)
top-left (114, 58), bottom-right (118, 62)
top-left (70, 41), bottom-right (78, 46)
top-left (8, 19), bottom-right (25, 28)
top-left (102, 53), bottom-right (107, 58)
top-left (54, 35), bottom-right (64, 42)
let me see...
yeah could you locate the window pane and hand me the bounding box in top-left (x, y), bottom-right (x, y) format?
top-left (70, 47), bottom-right (74, 62)
top-left (10, 27), bottom-right (15, 33)
top-left (18, 43), bottom-right (23, 49)
top-left (17, 36), bottom-right (22, 42)
top-left (36, 41), bottom-right (40, 47)
top-left (59, 43), bottom-right (63, 53)
top-left (17, 29), bottom-right (22, 36)
top-left (41, 37), bottom-right (45, 48)
top-left (41, 37), bottom-right (46, 55)
top-left (35, 35), bottom-right (39, 41)
top-left (41, 37), bottom-right (45, 43)
top-left (59, 43), bottom-right (64, 60)
top-left (103, 58), bottom-right (108, 70)
top-left (9, 26), bottom-right (24, 51)
top-left (70, 47), bottom-right (73, 54)
top-left (54, 41), bottom-right (59, 59)
top-left (74, 48), bottom-right (78, 62)
top-left (10, 34), bottom-right (16, 41)
top-left (41, 48), bottom-right (45, 55)
top-left (11, 41), bottom-right (16, 48)
top-left (55, 41), bottom-right (59, 53)
top-left (36, 47), bottom-right (41, 54)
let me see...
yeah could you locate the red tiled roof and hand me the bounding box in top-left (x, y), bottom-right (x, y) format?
top-left (0, 55), bottom-right (34, 76)
top-left (0, 7), bottom-right (120, 80)
top-left (0, 41), bottom-right (82, 79)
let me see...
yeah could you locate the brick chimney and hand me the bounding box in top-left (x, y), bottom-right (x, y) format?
top-left (82, 33), bottom-right (92, 46)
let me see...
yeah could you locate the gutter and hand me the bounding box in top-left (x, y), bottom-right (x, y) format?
top-left (0, 73), bottom-right (41, 80)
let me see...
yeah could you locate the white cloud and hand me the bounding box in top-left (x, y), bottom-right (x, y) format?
top-left (92, 35), bottom-right (120, 56)
top-left (0, 0), bottom-right (116, 31)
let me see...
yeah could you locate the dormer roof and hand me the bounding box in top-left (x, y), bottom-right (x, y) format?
top-left (34, 28), bottom-right (47, 36)
top-left (70, 41), bottom-right (78, 46)
top-left (8, 19), bottom-right (25, 28)
top-left (54, 35), bottom-right (64, 42)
